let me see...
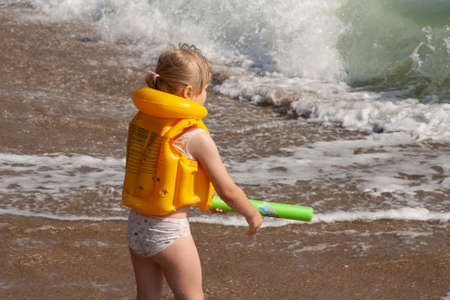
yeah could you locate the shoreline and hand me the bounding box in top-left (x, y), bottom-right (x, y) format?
top-left (1, 4), bottom-right (449, 299)
top-left (1, 214), bottom-right (449, 299)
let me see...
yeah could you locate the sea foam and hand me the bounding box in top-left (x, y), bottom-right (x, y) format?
top-left (22, 0), bottom-right (450, 140)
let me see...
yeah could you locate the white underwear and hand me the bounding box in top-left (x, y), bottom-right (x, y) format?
top-left (126, 210), bottom-right (191, 257)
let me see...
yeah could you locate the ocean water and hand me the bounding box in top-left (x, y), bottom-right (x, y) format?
top-left (0, 0), bottom-right (449, 228)
top-left (27, 0), bottom-right (450, 138)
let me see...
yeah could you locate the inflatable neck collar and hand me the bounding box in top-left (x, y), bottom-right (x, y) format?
top-left (132, 88), bottom-right (208, 119)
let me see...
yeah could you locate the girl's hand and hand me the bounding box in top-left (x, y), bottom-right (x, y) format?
top-left (246, 213), bottom-right (263, 237)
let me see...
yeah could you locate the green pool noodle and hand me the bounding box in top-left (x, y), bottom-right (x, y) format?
top-left (210, 195), bottom-right (313, 222)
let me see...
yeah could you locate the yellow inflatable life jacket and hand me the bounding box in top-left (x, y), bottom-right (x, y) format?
top-left (122, 88), bottom-right (214, 215)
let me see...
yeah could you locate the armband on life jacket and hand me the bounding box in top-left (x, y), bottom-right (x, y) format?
top-left (122, 88), bottom-right (214, 215)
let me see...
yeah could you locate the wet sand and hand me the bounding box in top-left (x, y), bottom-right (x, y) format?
top-left (1, 4), bottom-right (449, 300)
top-left (1, 215), bottom-right (449, 299)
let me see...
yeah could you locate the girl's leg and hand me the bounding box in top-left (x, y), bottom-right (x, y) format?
top-left (129, 248), bottom-right (164, 300)
top-left (152, 234), bottom-right (203, 300)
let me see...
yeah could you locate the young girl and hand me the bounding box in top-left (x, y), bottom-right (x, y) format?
top-left (124, 44), bottom-right (262, 300)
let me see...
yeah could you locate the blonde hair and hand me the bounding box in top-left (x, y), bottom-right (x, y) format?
top-left (146, 44), bottom-right (211, 95)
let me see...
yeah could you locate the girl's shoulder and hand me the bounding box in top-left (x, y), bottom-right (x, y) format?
top-left (175, 127), bottom-right (207, 146)
top-left (183, 127), bottom-right (206, 139)
top-left (173, 128), bottom-right (208, 160)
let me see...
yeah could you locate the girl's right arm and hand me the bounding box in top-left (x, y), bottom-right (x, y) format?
top-left (189, 131), bottom-right (262, 236)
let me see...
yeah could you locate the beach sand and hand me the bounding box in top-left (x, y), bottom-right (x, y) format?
top-left (1, 4), bottom-right (449, 299)
top-left (1, 215), bottom-right (449, 299)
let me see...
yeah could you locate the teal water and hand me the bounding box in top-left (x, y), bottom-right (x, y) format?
top-left (338, 0), bottom-right (450, 102)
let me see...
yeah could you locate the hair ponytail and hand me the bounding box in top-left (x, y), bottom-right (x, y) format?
top-left (146, 44), bottom-right (211, 95)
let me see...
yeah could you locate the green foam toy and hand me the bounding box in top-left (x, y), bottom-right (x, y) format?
top-left (210, 195), bottom-right (313, 222)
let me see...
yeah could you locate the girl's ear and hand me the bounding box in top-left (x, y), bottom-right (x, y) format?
top-left (178, 85), bottom-right (194, 100)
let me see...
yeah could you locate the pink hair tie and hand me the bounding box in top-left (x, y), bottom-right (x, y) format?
top-left (148, 70), bottom-right (160, 79)
top-left (148, 70), bottom-right (160, 88)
